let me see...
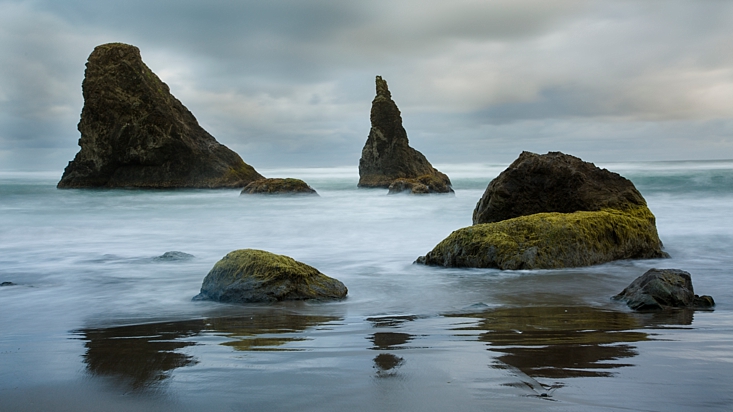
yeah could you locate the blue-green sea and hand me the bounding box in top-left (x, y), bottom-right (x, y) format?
top-left (1, 161), bottom-right (732, 411)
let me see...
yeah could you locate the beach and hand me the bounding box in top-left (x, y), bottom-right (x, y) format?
top-left (1, 161), bottom-right (732, 411)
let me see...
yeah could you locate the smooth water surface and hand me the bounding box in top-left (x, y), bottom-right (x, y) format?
top-left (1, 162), bottom-right (732, 411)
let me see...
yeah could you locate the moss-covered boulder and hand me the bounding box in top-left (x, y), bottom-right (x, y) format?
top-left (58, 43), bottom-right (263, 188)
top-left (416, 207), bottom-right (668, 270)
top-left (241, 178), bottom-right (317, 195)
top-left (387, 173), bottom-right (453, 195)
top-left (193, 249), bottom-right (347, 303)
top-left (614, 268), bottom-right (714, 311)
top-left (358, 76), bottom-right (452, 193)
top-left (417, 151), bottom-right (668, 269)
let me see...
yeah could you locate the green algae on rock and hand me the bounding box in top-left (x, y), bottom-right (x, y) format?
top-left (58, 43), bottom-right (263, 189)
top-left (193, 249), bottom-right (347, 303)
top-left (417, 151), bottom-right (669, 269)
top-left (416, 207), bottom-right (668, 270)
top-left (387, 172), bottom-right (453, 195)
top-left (241, 178), bottom-right (317, 195)
top-left (358, 76), bottom-right (452, 193)
top-left (614, 268), bottom-right (715, 311)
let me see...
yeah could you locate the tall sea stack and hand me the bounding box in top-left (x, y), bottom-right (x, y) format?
top-left (358, 76), bottom-right (452, 193)
top-left (58, 43), bottom-right (263, 188)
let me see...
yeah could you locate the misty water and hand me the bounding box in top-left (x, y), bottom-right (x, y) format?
top-left (1, 161), bottom-right (732, 411)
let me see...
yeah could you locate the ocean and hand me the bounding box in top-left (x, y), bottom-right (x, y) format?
top-left (1, 161), bottom-right (732, 411)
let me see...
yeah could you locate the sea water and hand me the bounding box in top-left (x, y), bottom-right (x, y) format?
top-left (1, 161), bottom-right (732, 411)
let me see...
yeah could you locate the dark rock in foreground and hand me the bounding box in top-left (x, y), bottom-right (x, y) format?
top-left (58, 43), bottom-right (262, 189)
top-left (417, 151), bottom-right (668, 269)
top-left (193, 249), bottom-right (347, 303)
top-left (358, 76), bottom-right (452, 193)
top-left (241, 178), bottom-right (317, 195)
top-left (474, 151), bottom-right (647, 224)
top-left (614, 268), bottom-right (714, 311)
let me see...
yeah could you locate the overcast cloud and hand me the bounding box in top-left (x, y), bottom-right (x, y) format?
top-left (1, 0), bottom-right (732, 171)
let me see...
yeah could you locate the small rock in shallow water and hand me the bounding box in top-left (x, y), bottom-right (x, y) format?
top-left (155, 251), bottom-right (194, 261)
top-left (614, 268), bottom-right (714, 311)
top-left (240, 178), bottom-right (317, 195)
top-left (1, 281), bottom-right (15, 287)
top-left (193, 249), bottom-right (347, 304)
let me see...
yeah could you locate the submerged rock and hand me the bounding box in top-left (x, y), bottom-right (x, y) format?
top-left (1, 281), bottom-right (15, 287)
top-left (155, 251), bottom-right (194, 261)
top-left (417, 151), bottom-right (668, 269)
top-left (58, 43), bottom-right (263, 189)
top-left (358, 76), bottom-right (452, 193)
top-left (473, 151), bottom-right (647, 224)
top-left (614, 268), bottom-right (714, 311)
top-left (193, 249), bottom-right (347, 303)
top-left (241, 178), bottom-right (317, 195)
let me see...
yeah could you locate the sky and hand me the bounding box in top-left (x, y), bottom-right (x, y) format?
top-left (1, 0), bottom-right (732, 172)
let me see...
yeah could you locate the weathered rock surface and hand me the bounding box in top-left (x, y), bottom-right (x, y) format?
top-left (193, 249), bottom-right (347, 303)
top-left (358, 76), bottom-right (452, 193)
top-left (416, 208), bottom-right (668, 270)
top-left (614, 268), bottom-right (715, 310)
top-left (154, 251), bottom-right (194, 261)
top-left (241, 178), bottom-right (317, 195)
top-left (473, 151), bottom-right (647, 224)
top-left (58, 43), bottom-right (263, 189)
top-left (387, 173), bottom-right (453, 195)
top-left (417, 151), bottom-right (668, 269)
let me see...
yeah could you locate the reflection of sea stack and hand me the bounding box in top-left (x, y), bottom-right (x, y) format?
top-left (358, 76), bottom-right (452, 194)
top-left (58, 43), bottom-right (263, 188)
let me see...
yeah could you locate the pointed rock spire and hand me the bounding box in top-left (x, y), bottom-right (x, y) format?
top-left (358, 76), bottom-right (452, 193)
top-left (58, 43), bottom-right (263, 188)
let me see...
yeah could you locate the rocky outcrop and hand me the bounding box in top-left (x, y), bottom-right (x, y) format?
top-left (473, 151), bottom-right (647, 224)
top-left (193, 249), bottom-right (347, 303)
top-left (358, 76), bottom-right (452, 193)
top-left (417, 151), bottom-right (668, 269)
top-left (154, 251), bottom-right (194, 261)
top-left (58, 43), bottom-right (263, 189)
top-left (241, 178), bottom-right (317, 195)
top-left (416, 208), bottom-right (667, 269)
top-left (614, 268), bottom-right (714, 310)
top-left (387, 173), bottom-right (453, 195)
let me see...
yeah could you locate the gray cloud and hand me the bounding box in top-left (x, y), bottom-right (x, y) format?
top-left (1, 0), bottom-right (732, 171)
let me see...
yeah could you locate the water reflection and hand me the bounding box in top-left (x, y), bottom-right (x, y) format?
top-left (369, 332), bottom-right (413, 350)
top-left (78, 321), bottom-right (200, 391)
top-left (373, 353), bottom-right (405, 377)
top-left (367, 315), bottom-right (416, 378)
top-left (451, 306), bottom-right (651, 380)
top-left (76, 312), bottom-right (341, 391)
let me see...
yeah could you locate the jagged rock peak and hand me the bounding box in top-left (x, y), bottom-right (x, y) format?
top-left (58, 42), bottom-right (263, 189)
top-left (375, 75), bottom-right (391, 99)
top-left (358, 75), bottom-right (452, 193)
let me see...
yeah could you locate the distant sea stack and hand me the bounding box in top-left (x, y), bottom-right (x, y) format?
top-left (358, 76), bottom-right (452, 194)
top-left (58, 43), bottom-right (263, 189)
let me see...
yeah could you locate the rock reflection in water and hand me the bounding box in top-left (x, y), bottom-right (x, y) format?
top-left (78, 321), bottom-right (201, 391)
top-left (368, 332), bottom-right (413, 350)
top-left (212, 313), bottom-right (340, 352)
top-left (452, 306), bottom-right (651, 380)
top-left (373, 353), bottom-right (405, 377)
top-left (76, 312), bottom-right (340, 391)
